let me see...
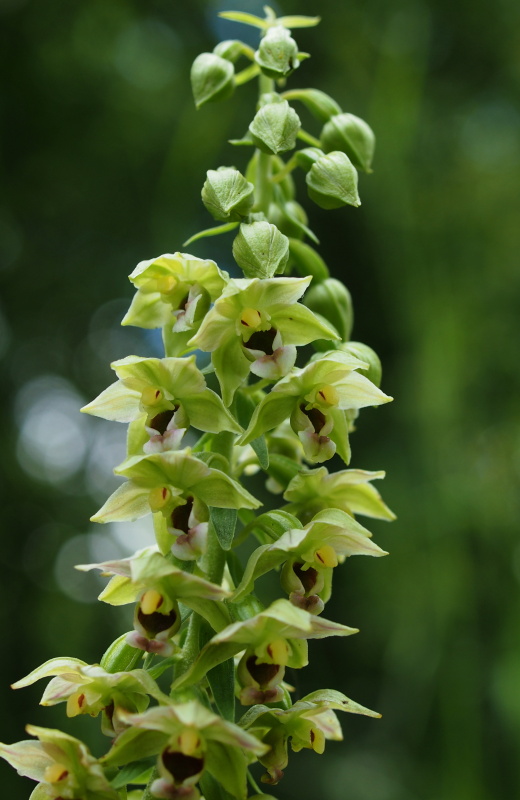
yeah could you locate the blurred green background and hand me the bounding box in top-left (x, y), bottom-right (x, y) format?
top-left (1, 0), bottom-right (519, 798)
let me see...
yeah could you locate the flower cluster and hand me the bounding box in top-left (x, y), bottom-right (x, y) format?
top-left (1, 8), bottom-right (394, 800)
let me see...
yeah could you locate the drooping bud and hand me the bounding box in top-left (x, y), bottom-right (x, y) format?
top-left (249, 100), bottom-right (301, 155)
top-left (202, 167), bottom-right (254, 222)
top-left (338, 341), bottom-right (382, 386)
top-left (305, 277), bottom-right (353, 341)
top-left (288, 238), bottom-right (330, 282)
top-left (321, 112), bottom-right (375, 173)
top-left (213, 39), bottom-right (249, 63)
top-left (191, 53), bottom-right (234, 109)
top-left (255, 26), bottom-right (300, 79)
top-left (232, 221), bottom-right (289, 278)
top-left (306, 151), bottom-right (360, 209)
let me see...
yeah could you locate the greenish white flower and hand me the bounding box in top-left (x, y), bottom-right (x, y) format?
top-left (91, 450), bottom-right (260, 560)
top-left (283, 465), bottom-right (396, 523)
top-left (239, 688), bottom-right (380, 784)
top-left (232, 508), bottom-right (387, 613)
top-left (188, 276), bottom-right (339, 405)
top-left (239, 350), bottom-right (392, 464)
top-left (78, 546), bottom-right (231, 647)
top-left (102, 700), bottom-right (268, 800)
top-left (81, 355), bottom-right (241, 456)
top-left (171, 598), bottom-right (358, 705)
top-left (122, 253), bottom-right (229, 355)
top-left (0, 726), bottom-right (119, 800)
top-left (12, 658), bottom-right (169, 736)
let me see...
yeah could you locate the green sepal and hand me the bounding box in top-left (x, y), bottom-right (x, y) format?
top-left (282, 88), bottom-right (342, 123)
top-left (90, 481), bottom-right (149, 523)
top-left (191, 53), bottom-right (234, 108)
top-left (306, 151), bottom-right (361, 209)
top-left (300, 688), bottom-right (381, 718)
top-left (321, 112), bottom-right (375, 173)
top-left (288, 238), bottom-right (330, 282)
top-left (202, 167), bottom-right (255, 222)
top-left (232, 221), bottom-right (289, 279)
top-left (305, 278), bottom-right (353, 342)
top-left (249, 100), bottom-right (301, 155)
top-left (210, 507), bottom-right (237, 551)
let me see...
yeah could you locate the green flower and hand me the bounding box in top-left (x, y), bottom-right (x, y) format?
top-left (12, 658), bottom-right (169, 736)
top-left (232, 508), bottom-right (387, 613)
top-left (0, 726), bottom-right (119, 800)
top-left (239, 350), bottom-right (392, 464)
top-left (78, 546), bottom-right (231, 650)
top-left (102, 700), bottom-right (268, 800)
top-left (91, 450), bottom-right (260, 560)
top-left (239, 689), bottom-right (380, 784)
top-left (188, 276), bottom-right (339, 405)
top-left (122, 252), bottom-right (229, 355)
top-left (82, 355), bottom-right (241, 456)
top-left (283, 465), bottom-right (396, 523)
top-left (171, 598), bottom-right (358, 705)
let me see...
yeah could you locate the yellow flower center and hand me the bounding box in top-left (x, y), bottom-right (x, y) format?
top-left (43, 763), bottom-right (69, 783)
top-left (149, 486), bottom-right (171, 512)
top-left (156, 275), bottom-right (177, 294)
top-left (141, 386), bottom-right (164, 407)
top-left (140, 589), bottom-right (164, 615)
top-left (316, 384), bottom-right (339, 406)
top-left (314, 545), bottom-right (338, 568)
top-left (309, 726), bottom-right (325, 754)
top-left (240, 307), bottom-right (262, 329)
top-left (266, 638), bottom-right (289, 666)
top-left (178, 727), bottom-right (201, 756)
top-left (66, 691), bottom-right (87, 718)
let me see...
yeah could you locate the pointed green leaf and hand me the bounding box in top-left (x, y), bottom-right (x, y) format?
top-left (182, 221), bottom-right (239, 248)
top-left (210, 507), bottom-right (237, 551)
top-left (200, 622), bottom-right (235, 722)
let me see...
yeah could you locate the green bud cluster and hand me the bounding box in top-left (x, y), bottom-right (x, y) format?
top-left (1, 8), bottom-right (394, 800)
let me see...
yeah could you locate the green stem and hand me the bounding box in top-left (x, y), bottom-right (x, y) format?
top-left (247, 768), bottom-right (265, 794)
top-left (204, 518), bottom-right (227, 585)
top-left (297, 128), bottom-right (322, 148)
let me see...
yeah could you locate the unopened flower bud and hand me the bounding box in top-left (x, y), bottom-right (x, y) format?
top-left (202, 167), bottom-right (254, 222)
top-left (249, 100), bottom-right (301, 155)
top-left (288, 238), bottom-right (330, 282)
top-left (232, 221), bottom-right (289, 278)
top-left (338, 340), bottom-right (382, 386)
top-left (191, 53), bottom-right (234, 109)
top-left (213, 39), bottom-right (247, 63)
top-left (255, 26), bottom-right (300, 79)
top-left (294, 146), bottom-right (324, 172)
top-left (305, 278), bottom-right (353, 342)
top-left (306, 151), bottom-right (360, 209)
top-left (321, 112), bottom-right (375, 173)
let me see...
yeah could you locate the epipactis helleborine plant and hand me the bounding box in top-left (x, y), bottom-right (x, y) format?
top-left (1, 7), bottom-right (395, 800)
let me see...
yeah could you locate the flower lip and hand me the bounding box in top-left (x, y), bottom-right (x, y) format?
top-left (150, 408), bottom-right (177, 435)
top-left (171, 497), bottom-right (194, 534)
top-left (244, 327), bottom-right (278, 355)
top-left (137, 606), bottom-right (178, 636)
top-left (300, 404), bottom-right (326, 433)
top-left (293, 562), bottom-right (319, 593)
top-left (246, 656), bottom-right (282, 688)
top-left (161, 748), bottom-right (204, 784)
